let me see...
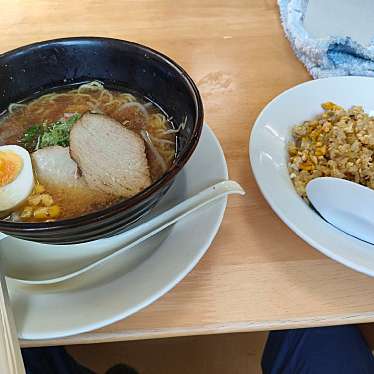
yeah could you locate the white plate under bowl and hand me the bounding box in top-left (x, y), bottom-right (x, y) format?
top-left (250, 76), bottom-right (374, 277)
top-left (8, 124), bottom-right (228, 340)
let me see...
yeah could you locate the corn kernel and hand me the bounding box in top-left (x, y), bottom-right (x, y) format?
top-left (33, 207), bottom-right (49, 219)
top-left (315, 145), bottom-right (327, 156)
top-left (28, 194), bottom-right (42, 206)
top-left (40, 193), bottom-right (54, 207)
top-left (322, 102), bottom-right (342, 111)
top-left (299, 162), bottom-right (314, 171)
top-left (310, 130), bottom-right (321, 140)
top-left (34, 184), bottom-right (46, 193)
top-left (20, 206), bottom-right (33, 219)
top-left (288, 144), bottom-right (297, 156)
top-left (48, 205), bottom-right (61, 218)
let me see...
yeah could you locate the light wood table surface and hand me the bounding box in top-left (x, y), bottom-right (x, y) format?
top-left (2, 0), bottom-right (374, 347)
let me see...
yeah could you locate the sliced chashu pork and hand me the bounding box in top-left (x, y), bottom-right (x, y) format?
top-left (70, 113), bottom-right (151, 198)
top-left (32, 145), bottom-right (86, 189)
top-left (32, 145), bottom-right (115, 217)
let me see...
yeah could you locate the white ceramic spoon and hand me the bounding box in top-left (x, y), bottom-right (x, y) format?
top-left (0, 262), bottom-right (25, 373)
top-left (14, 180), bottom-right (245, 285)
top-left (306, 177), bottom-right (374, 244)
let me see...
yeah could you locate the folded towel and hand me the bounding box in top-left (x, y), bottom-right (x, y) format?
top-left (278, 0), bottom-right (374, 78)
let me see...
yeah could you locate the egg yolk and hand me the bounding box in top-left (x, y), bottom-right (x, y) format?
top-left (0, 151), bottom-right (23, 187)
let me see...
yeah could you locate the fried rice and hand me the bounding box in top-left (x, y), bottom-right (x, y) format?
top-left (288, 102), bottom-right (374, 200)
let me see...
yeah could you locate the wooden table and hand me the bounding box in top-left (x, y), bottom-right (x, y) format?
top-left (2, 0), bottom-right (374, 347)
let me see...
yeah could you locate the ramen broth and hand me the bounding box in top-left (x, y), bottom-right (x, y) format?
top-left (0, 81), bottom-right (177, 221)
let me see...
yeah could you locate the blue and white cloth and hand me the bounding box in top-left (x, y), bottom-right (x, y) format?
top-left (278, 0), bottom-right (374, 78)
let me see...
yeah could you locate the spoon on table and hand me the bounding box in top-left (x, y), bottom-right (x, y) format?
top-left (14, 180), bottom-right (245, 285)
top-left (0, 262), bottom-right (25, 373)
top-left (306, 177), bottom-right (374, 244)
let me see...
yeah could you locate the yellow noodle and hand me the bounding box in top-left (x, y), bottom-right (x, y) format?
top-left (33, 107), bottom-right (46, 115)
top-left (97, 89), bottom-right (112, 102)
top-left (118, 93), bottom-right (136, 103)
top-left (76, 93), bottom-right (97, 100)
top-left (77, 81), bottom-right (104, 93)
top-left (8, 103), bottom-right (27, 114)
top-left (103, 99), bottom-right (121, 108)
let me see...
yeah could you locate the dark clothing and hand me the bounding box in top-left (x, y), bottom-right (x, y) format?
top-left (262, 326), bottom-right (374, 373)
top-left (22, 347), bottom-right (137, 374)
top-left (22, 347), bottom-right (94, 374)
top-left (22, 325), bottom-right (374, 373)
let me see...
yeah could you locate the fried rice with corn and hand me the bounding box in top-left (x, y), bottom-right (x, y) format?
top-left (288, 102), bottom-right (374, 200)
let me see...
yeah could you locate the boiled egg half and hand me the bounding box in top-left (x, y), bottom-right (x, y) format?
top-left (0, 145), bottom-right (34, 211)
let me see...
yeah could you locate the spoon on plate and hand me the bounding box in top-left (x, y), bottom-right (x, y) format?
top-left (0, 262), bottom-right (25, 373)
top-left (14, 180), bottom-right (245, 285)
top-left (306, 177), bottom-right (374, 244)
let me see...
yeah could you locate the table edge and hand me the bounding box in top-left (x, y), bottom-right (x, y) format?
top-left (21, 312), bottom-right (374, 347)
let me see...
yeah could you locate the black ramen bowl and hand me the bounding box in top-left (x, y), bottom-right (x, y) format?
top-left (0, 37), bottom-right (203, 244)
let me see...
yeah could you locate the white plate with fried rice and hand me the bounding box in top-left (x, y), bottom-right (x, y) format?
top-left (250, 76), bottom-right (374, 276)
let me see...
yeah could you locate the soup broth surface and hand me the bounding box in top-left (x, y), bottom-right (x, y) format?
top-left (0, 81), bottom-right (177, 222)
